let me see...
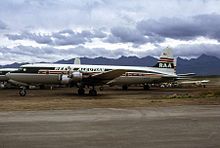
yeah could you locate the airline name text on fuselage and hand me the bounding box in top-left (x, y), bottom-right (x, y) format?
top-left (79, 68), bottom-right (105, 72)
top-left (55, 67), bottom-right (106, 72)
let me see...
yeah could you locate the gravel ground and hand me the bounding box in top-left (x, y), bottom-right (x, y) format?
top-left (0, 84), bottom-right (220, 111)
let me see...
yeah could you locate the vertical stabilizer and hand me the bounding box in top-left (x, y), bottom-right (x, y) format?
top-left (74, 57), bottom-right (81, 65)
top-left (154, 47), bottom-right (175, 69)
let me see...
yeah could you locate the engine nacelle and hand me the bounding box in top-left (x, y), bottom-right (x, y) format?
top-left (0, 82), bottom-right (5, 88)
top-left (61, 75), bottom-right (71, 84)
top-left (70, 71), bottom-right (82, 82)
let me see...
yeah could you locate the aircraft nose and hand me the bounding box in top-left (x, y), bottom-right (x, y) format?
top-left (5, 72), bottom-right (11, 79)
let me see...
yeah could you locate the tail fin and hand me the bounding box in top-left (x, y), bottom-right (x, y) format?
top-left (74, 57), bottom-right (81, 65)
top-left (154, 47), bottom-right (175, 69)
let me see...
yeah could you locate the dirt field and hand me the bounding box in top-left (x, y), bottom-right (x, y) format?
top-left (0, 81), bottom-right (220, 111)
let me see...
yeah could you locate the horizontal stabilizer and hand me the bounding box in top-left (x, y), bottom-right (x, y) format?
top-left (177, 73), bottom-right (196, 77)
top-left (180, 80), bottom-right (210, 84)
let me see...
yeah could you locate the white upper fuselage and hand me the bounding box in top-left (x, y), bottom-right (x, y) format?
top-left (0, 68), bottom-right (18, 72)
top-left (20, 63), bottom-right (176, 77)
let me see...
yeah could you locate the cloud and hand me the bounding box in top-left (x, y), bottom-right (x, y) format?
top-left (105, 13), bottom-right (220, 46)
top-left (0, 46), bottom-right (56, 64)
top-left (66, 46), bottom-right (131, 58)
top-left (174, 43), bottom-right (220, 58)
top-left (2, 43), bottom-right (220, 65)
top-left (52, 29), bottom-right (107, 45)
top-left (0, 20), bottom-right (7, 30)
top-left (0, 45), bottom-right (56, 59)
top-left (5, 29), bottom-right (107, 45)
top-left (1, 0), bottom-right (220, 64)
top-left (0, 45), bottom-right (132, 64)
top-left (1, 0), bottom-right (220, 31)
top-left (106, 27), bottom-right (147, 44)
top-left (6, 32), bottom-right (52, 44)
top-left (137, 14), bottom-right (220, 41)
top-left (105, 26), bottom-right (165, 46)
top-left (193, 14), bottom-right (220, 40)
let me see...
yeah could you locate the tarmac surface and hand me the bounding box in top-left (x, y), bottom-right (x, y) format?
top-left (1, 105), bottom-right (220, 148)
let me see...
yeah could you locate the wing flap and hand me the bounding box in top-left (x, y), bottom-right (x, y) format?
top-left (91, 69), bottom-right (126, 80)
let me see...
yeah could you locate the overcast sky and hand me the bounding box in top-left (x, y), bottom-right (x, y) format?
top-left (0, 0), bottom-right (220, 64)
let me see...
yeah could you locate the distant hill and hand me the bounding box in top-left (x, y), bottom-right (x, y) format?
top-left (176, 54), bottom-right (220, 75)
top-left (0, 62), bottom-right (28, 68)
top-left (1, 54), bottom-right (220, 76)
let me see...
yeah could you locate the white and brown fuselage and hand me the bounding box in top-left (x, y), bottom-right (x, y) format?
top-left (6, 63), bottom-right (177, 86)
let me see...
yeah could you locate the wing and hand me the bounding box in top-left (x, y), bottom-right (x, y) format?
top-left (92, 69), bottom-right (126, 80)
top-left (84, 69), bottom-right (126, 84)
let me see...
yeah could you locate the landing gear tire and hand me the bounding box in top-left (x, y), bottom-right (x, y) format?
top-left (122, 85), bottom-right (128, 90)
top-left (89, 89), bottom-right (97, 96)
top-left (39, 85), bottom-right (45, 89)
top-left (143, 84), bottom-right (150, 90)
top-left (19, 89), bottom-right (27, 96)
top-left (78, 88), bottom-right (85, 96)
top-left (99, 87), bottom-right (104, 91)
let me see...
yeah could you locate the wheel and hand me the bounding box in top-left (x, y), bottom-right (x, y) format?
top-left (99, 87), bottom-right (104, 91)
top-left (19, 89), bottom-right (27, 96)
top-left (143, 84), bottom-right (150, 90)
top-left (78, 88), bottom-right (85, 95)
top-left (39, 85), bottom-right (45, 89)
top-left (89, 89), bottom-right (97, 96)
top-left (122, 85), bottom-right (128, 90)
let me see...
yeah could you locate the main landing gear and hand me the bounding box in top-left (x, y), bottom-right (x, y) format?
top-left (122, 85), bottom-right (128, 90)
top-left (143, 84), bottom-right (150, 90)
top-left (89, 86), bottom-right (97, 96)
top-left (17, 86), bottom-right (98, 96)
top-left (77, 86), bottom-right (97, 96)
top-left (78, 87), bottom-right (85, 96)
top-left (19, 87), bottom-right (27, 96)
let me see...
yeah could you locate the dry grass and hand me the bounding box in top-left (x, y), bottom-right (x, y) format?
top-left (0, 84), bottom-right (220, 111)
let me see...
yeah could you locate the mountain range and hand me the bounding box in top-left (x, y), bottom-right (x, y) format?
top-left (1, 54), bottom-right (220, 76)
